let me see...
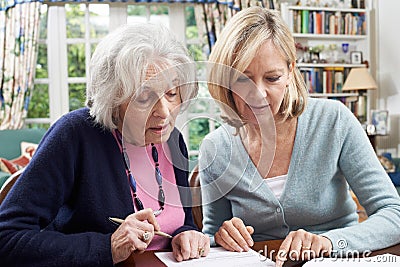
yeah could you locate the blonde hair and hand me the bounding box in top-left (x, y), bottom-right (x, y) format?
top-left (208, 6), bottom-right (307, 127)
top-left (87, 23), bottom-right (198, 130)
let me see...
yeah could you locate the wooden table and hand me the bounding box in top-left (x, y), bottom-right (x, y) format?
top-left (118, 240), bottom-right (400, 267)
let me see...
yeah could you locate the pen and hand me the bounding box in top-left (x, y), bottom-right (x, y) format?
top-left (108, 217), bottom-right (173, 239)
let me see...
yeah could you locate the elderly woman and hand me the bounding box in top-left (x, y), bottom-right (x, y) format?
top-left (199, 6), bottom-right (400, 267)
top-left (0, 24), bottom-right (209, 266)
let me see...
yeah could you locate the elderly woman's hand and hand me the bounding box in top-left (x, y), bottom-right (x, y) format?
top-left (214, 217), bottom-right (254, 252)
top-left (172, 230), bottom-right (210, 262)
top-left (110, 208), bottom-right (160, 264)
top-left (275, 229), bottom-right (332, 267)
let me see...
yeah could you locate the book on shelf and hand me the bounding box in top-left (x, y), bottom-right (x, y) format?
top-left (301, 10), bottom-right (309, 34)
top-left (314, 11), bottom-right (322, 34)
top-left (301, 67), bottom-right (349, 94)
top-left (289, 9), bottom-right (366, 35)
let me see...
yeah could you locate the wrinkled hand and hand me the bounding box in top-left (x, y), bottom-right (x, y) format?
top-left (111, 208), bottom-right (160, 264)
top-left (172, 230), bottom-right (210, 262)
top-left (275, 229), bottom-right (332, 267)
top-left (214, 217), bottom-right (254, 252)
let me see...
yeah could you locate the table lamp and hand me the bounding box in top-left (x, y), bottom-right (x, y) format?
top-left (342, 67), bottom-right (377, 124)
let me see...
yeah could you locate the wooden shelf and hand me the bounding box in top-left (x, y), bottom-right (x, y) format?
top-left (309, 93), bottom-right (358, 98)
top-left (287, 6), bottom-right (366, 13)
top-left (293, 33), bottom-right (367, 40)
top-left (298, 63), bottom-right (366, 68)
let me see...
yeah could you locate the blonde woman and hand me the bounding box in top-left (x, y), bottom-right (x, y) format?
top-left (200, 6), bottom-right (400, 266)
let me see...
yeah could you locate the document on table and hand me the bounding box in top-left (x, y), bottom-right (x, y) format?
top-left (155, 247), bottom-right (275, 267)
top-left (303, 254), bottom-right (400, 266)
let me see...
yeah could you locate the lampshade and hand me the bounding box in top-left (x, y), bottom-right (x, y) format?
top-left (342, 67), bottom-right (378, 91)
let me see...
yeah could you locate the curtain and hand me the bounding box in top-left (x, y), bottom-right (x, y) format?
top-left (194, 0), bottom-right (276, 56)
top-left (0, 0), bottom-right (41, 130)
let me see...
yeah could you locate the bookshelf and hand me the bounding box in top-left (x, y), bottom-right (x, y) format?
top-left (281, 5), bottom-right (368, 38)
top-left (280, 1), bottom-right (371, 116)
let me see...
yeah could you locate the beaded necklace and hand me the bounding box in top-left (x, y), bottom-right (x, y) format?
top-left (115, 130), bottom-right (165, 216)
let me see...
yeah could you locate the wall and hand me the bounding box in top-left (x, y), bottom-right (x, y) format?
top-left (374, 0), bottom-right (400, 156)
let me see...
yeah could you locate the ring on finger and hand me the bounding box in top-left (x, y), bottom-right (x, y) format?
top-left (302, 246), bottom-right (311, 250)
top-left (142, 231), bottom-right (151, 241)
top-left (198, 247), bottom-right (205, 257)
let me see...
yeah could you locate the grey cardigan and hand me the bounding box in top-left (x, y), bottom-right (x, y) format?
top-left (199, 98), bottom-right (400, 255)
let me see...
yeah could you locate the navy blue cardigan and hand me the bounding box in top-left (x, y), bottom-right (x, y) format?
top-left (0, 108), bottom-right (197, 267)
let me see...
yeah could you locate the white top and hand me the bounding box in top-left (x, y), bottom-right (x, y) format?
top-left (264, 174), bottom-right (287, 200)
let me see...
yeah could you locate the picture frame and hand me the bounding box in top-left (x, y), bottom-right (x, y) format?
top-left (371, 110), bottom-right (389, 135)
top-left (350, 51), bottom-right (363, 64)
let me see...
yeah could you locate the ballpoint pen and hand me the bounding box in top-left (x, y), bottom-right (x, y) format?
top-left (108, 217), bottom-right (173, 239)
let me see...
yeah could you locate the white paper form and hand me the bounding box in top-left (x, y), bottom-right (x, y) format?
top-left (155, 247), bottom-right (275, 267)
top-left (303, 254), bottom-right (400, 267)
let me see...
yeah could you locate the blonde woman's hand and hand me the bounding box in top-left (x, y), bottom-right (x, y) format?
top-left (172, 230), bottom-right (210, 262)
top-left (110, 208), bottom-right (160, 264)
top-left (275, 229), bottom-right (332, 267)
top-left (214, 217), bottom-right (254, 252)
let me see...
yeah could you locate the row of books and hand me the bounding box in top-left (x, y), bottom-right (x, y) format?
top-left (289, 10), bottom-right (367, 35)
top-left (301, 67), bottom-right (351, 94)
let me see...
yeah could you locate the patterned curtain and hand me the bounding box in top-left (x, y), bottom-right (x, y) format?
top-left (0, 0), bottom-right (41, 129)
top-left (194, 0), bottom-right (276, 56)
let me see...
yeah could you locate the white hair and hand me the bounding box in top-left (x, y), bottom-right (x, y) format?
top-left (87, 23), bottom-right (198, 130)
